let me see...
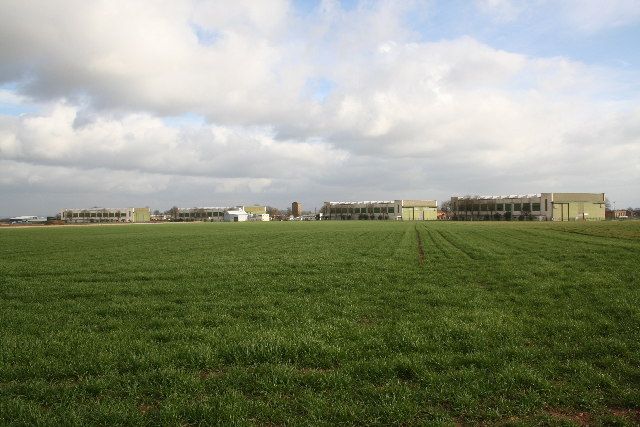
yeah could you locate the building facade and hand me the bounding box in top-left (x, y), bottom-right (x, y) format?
top-left (450, 193), bottom-right (606, 221)
top-left (224, 207), bottom-right (249, 222)
top-left (291, 202), bottom-right (302, 217)
top-left (174, 207), bottom-right (229, 221)
top-left (60, 207), bottom-right (150, 223)
top-left (174, 206), bottom-right (268, 222)
top-left (323, 199), bottom-right (438, 220)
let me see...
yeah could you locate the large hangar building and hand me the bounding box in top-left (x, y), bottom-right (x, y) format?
top-left (323, 199), bottom-right (438, 220)
top-left (60, 207), bottom-right (150, 223)
top-left (450, 193), bottom-right (606, 221)
top-left (175, 206), bottom-right (268, 222)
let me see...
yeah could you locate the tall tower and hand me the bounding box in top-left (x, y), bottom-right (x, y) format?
top-left (292, 201), bottom-right (302, 217)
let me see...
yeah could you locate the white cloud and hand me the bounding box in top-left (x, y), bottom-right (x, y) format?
top-left (0, 102), bottom-right (347, 182)
top-left (0, 0), bottom-right (639, 214)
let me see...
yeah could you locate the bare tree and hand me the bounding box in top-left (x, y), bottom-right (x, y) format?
top-left (195, 208), bottom-right (206, 220)
top-left (167, 206), bottom-right (180, 221)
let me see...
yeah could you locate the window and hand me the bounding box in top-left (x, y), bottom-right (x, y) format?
top-left (496, 203), bottom-right (504, 211)
top-left (388, 207), bottom-right (394, 214)
top-left (514, 203), bottom-right (522, 211)
top-left (532, 203), bottom-right (540, 211)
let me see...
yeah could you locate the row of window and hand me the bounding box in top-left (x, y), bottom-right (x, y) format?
top-left (330, 207), bottom-right (395, 214)
top-left (179, 211), bottom-right (224, 217)
top-left (456, 202), bottom-right (542, 212)
top-left (69, 212), bottom-right (127, 218)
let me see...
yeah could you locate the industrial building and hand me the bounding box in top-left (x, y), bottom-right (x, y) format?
top-left (450, 193), bottom-right (606, 221)
top-left (60, 207), bottom-right (150, 223)
top-left (174, 206), bottom-right (268, 222)
top-left (224, 207), bottom-right (249, 222)
top-left (323, 199), bottom-right (438, 220)
top-left (174, 207), bottom-right (229, 221)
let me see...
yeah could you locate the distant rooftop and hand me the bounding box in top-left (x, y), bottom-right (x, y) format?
top-left (326, 201), bottom-right (395, 205)
top-left (454, 194), bottom-right (541, 200)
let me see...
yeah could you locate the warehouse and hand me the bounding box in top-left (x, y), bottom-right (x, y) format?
top-left (450, 193), bottom-right (606, 221)
top-left (323, 199), bottom-right (438, 220)
top-left (224, 207), bottom-right (249, 222)
top-left (174, 207), bottom-right (229, 221)
top-left (60, 207), bottom-right (150, 223)
top-left (175, 206), bottom-right (268, 222)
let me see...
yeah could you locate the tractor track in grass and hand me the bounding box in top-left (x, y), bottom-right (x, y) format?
top-left (543, 228), bottom-right (640, 253)
top-left (433, 229), bottom-right (477, 260)
top-left (415, 224), bottom-right (425, 267)
top-left (422, 226), bottom-right (452, 260)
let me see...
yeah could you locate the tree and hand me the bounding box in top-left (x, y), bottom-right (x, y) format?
top-left (266, 206), bottom-right (281, 217)
top-left (167, 206), bottom-right (180, 221)
top-left (195, 208), bottom-right (206, 220)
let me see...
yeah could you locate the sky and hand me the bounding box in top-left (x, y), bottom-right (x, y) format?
top-left (0, 0), bottom-right (639, 216)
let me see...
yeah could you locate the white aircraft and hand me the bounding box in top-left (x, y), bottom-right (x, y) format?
top-left (9, 215), bottom-right (47, 224)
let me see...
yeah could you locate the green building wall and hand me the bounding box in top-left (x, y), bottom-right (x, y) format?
top-left (132, 208), bottom-right (150, 223)
top-left (552, 201), bottom-right (605, 221)
top-left (401, 206), bottom-right (437, 220)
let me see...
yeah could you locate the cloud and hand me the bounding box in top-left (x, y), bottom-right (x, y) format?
top-left (0, 0), bottom-right (639, 215)
top-left (0, 102), bottom-right (347, 182)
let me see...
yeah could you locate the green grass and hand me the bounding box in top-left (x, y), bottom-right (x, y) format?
top-left (1, 221), bottom-right (639, 425)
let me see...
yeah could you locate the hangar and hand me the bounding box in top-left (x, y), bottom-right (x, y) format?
top-left (450, 193), bottom-right (606, 221)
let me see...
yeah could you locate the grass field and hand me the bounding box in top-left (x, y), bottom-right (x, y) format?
top-left (1, 221), bottom-right (639, 425)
